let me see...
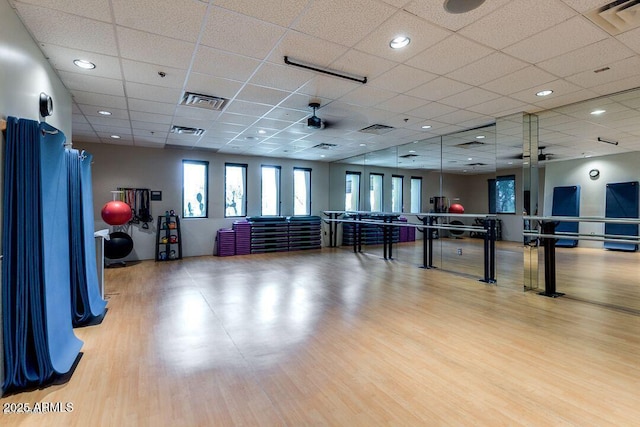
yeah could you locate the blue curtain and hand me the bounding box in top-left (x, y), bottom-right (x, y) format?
top-left (67, 149), bottom-right (107, 326)
top-left (2, 117), bottom-right (83, 393)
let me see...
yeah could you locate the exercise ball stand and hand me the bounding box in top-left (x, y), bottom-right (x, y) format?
top-left (103, 191), bottom-right (134, 268)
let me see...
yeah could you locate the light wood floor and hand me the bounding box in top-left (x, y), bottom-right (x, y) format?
top-left (2, 244), bottom-right (640, 426)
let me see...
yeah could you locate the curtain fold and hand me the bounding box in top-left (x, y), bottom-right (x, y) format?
top-left (2, 117), bottom-right (83, 393)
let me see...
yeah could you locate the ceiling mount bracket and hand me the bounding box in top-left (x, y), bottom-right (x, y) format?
top-left (284, 56), bottom-right (367, 84)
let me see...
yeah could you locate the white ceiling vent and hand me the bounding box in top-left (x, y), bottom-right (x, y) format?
top-left (180, 92), bottom-right (229, 111)
top-left (171, 125), bottom-right (205, 136)
top-left (585, 0), bottom-right (640, 35)
top-left (358, 124), bottom-right (395, 135)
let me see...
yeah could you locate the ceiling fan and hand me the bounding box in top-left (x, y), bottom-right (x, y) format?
top-left (505, 146), bottom-right (556, 161)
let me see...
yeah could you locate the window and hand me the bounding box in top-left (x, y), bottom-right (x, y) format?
top-left (225, 163), bottom-right (247, 217)
top-left (410, 177), bottom-right (422, 213)
top-left (392, 175), bottom-right (403, 213)
top-left (293, 167), bottom-right (311, 216)
top-left (345, 172), bottom-right (361, 211)
top-left (489, 175), bottom-right (516, 214)
top-left (370, 173), bottom-right (383, 211)
top-left (182, 160), bottom-right (208, 218)
top-left (261, 165), bottom-right (281, 216)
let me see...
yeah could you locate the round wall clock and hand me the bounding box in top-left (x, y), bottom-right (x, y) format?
top-left (40, 92), bottom-right (53, 117)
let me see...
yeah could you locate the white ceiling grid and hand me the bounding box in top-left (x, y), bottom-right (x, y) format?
top-left (6, 0), bottom-right (640, 165)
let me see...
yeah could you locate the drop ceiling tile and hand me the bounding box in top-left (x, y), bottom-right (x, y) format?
top-left (440, 88), bottom-right (502, 109)
top-left (355, 10), bottom-right (451, 63)
top-left (532, 89), bottom-right (600, 110)
top-left (117, 27), bottom-right (195, 70)
top-left (298, 76), bottom-right (360, 100)
top-left (617, 26), bottom-right (640, 54)
top-left (407, 77), bottom-right (472, 102)
top-left (112, 0), bottom-right (207, 42)
top-left (77, 104), bottom-right (128, 120)
top-left (216, 112), bottom-right (259, 126)
top-left (235, 84), bottom-right (290, 106)
top-left (263, 107), bottom-right (309, 122)
top-left (407, 102), bottom-right (457, 120)
top-left (434, 109), bottom-right (487, 125)
top-left (447, 52), bottom-right (528, 87)
top-left (128, 99), bottom-right (176, 116)
top-left (71, 91), bottom-right (127, 109)
top-left (560, 0), bottom-right (611, 13)
top-left (509, 79), bottom-right (584, 104)
top-left (131, 121), bottom-right (172, 133)
top-left (504, 16), bottom-right (608, 64)
top-left (248, 62), bottom-right (313, 92)
top-left (591, 74), bottom-right (640, 97)
top-left (94, 125), bottom-right (131, 135)
top-left (338, 85), bottom-right (397, 107)
top-left (223, 97), bottom-right (274, 117)
top-left (174, 105), bottom-right (221, 122)
top-left (458, 0), bottom-right (576, 50)
top-left (58, 71), bottom-right (124, 96)
top-left (87, 116), bottom-right (131, 128)
top-left (39, 44), bottom-right (122, 79)
top-left (253, 118), bottom-right (293, 131)
top-left (566, 56), bottom-right (640, 88)
top-left (71, 122), bottom-right (94, 133)
top-left (15, 3), bottom-right (117, 54)
top-left (133, 138), bottom-right (166, 148)
top-left (72, 134), bottom-right (100, 144)
top-left (72, 114), bottom-right (88, 125)
top-left (481, 66), bottom-right (558, 96)
top-left (13, 0), bottom-right (112, 21)
top-left (266, 31), bottom-right (349, 69)
top-left (191, 47), bottom-right (260, 82)
top-left (466, 97), bottom-right (530, 117)
top-left (403, 0), bottom-right (510, 32)
top-left (369, 65), bottom-right (437, 94)
top-left (129, 111), bottom-right (173, 125)
top-left (121, 60), bottom-right (187, 88)
top-left (329, 50), bottom-right (396, 81)
top-left (184, 73), bottom-right (244, 99)
top-left (377, 94), bottom-right (428, 114)
top-left (215, 0), bottom-right (309, 27)
top-left (126, 82), bottom-right (182, 104)
top-left (537, 38), bottom-right (635, 77)
top-left (132, 127), bottom-right (168, 138)
top-left (293, 0), bottom-right (395, 47)
top-left (200, 7), bottom-right (286, 59)
top-left (405, 34), bottom-right (494, 75)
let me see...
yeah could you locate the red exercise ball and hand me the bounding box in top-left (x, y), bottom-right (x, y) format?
top-left (101, 200), bottom-right (132, 225)
top-left (449, 203), bottom-right (465, 214)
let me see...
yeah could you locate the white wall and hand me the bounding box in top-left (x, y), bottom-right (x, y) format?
top-left (543, 152), bottom-right (640, 248)
top-left (1, 0), bottom-right (74, 393)
top-left (76, 142), bottom-right (330, 259)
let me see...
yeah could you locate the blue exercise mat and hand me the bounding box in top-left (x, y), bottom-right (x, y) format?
top-left (604, 181), bottom-right (639, 251)
top-left (2, 117), bottom-right (83, 393)
top-left (552, 185), bottom-right (580, 247)
top-left (67, 149), bottom-right (107, 326)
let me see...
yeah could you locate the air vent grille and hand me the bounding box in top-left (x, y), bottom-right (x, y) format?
top-left (180, 92), bottom-right (229, 111)
top-left (467, 162), bottom-right (488, 166)
top-left (359, 124), bottom-right (395, 135)
top-left (171, 125), bottom-right (205, 136)
top-left (585, 0), bottom-right (640, 35)
top-left (399, 153), bottom-right (418, 158)
top-left (313, 143), bottom-right (337, 149)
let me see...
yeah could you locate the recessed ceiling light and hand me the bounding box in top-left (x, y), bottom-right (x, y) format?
top-left (359, 143), bottom-right (366, 146)
top-left (389, 36), bottom-right (410, 49)
top-left (320, 154), bottom-right (326, 158)
top-left (536, 90), bottom-right (553, 97)
top-left (508, 161), bottom-right (513, 165)
top-left (73, 59), bottom-right (96, 69)
top-left (110, 135), bottom-right (121, 139)
top-left (98, 110), bottom-right (112, 116)
top-left (591, 109), bottom-right (606, 115)
top-left (467, 157), bottom-right (473, 161)
top-left (421, 125), bottom-right (432, 129)
top-left (463, 169), bottom-right (468, 173)
top-left (409, 150), bottom-right (416, 153)
top-left (476, 135), bottom-right (485, 139)
top-left (257, 129), bottom-right (266, 135)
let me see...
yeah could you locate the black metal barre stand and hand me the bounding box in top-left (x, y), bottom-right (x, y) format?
top-left (416, 215), bottom-right (436, 269)
top-left (322, 211), bottom-right (343, 247)
top-left (538, 221), bottom-right (564, 298)
top-left (481, 218), bottom-right (497, 284)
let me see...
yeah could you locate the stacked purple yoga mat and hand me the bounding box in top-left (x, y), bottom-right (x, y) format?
top-left (216, 228), bottom-right (236, 256)
top-left (233, 220), bottom-right (251, 255)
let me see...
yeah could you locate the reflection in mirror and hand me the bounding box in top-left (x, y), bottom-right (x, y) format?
top-left (536, 87), bottom-right (640, 312)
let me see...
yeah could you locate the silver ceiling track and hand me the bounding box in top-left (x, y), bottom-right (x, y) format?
top-left (284, 56), bottom-right (367, 84)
